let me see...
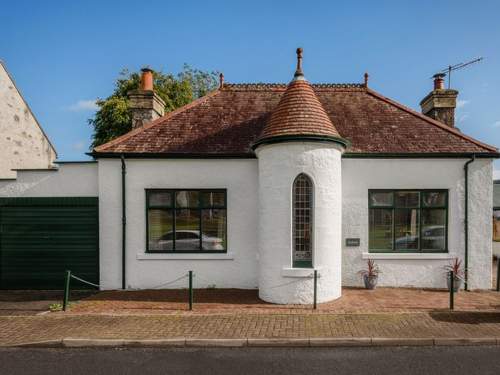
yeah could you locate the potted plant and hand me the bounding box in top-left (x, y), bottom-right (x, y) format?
top-left (358, 259), bottom-right (381, 290)
top-left (443, 258), bottom-right (464, 292)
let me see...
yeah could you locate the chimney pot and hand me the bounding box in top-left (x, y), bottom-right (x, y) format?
top-left (128, 67), bottom-right (165, 129)
top-left (420, 75), bottom-right (458, 127)
top-left (433, 73), bottom-right (445, 90)
top-left (140, 68), bottom-right (154, 91)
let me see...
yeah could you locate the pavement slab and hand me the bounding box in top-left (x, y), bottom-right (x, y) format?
top-left (2, 312), bottom-right (500, 347)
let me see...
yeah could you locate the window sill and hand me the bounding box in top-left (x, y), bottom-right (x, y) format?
top-left (137, 252), bottom-right (234, 260)
top-left (362, 252), bottom-right (452, 260)
top-left (281, 267), bottom-right (321, 278)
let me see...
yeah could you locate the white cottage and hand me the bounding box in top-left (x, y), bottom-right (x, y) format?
top-left (0, 50), bottom-right (497, 303)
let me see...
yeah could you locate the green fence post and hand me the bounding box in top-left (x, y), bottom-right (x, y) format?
top-left (313, 270), bottom-right (318, 310)
top-left (188, 271), bottom-right (193, 311)
top-left (449, 271), bottom-right (454, 310)
top-left (63, 270), bottom-right (71, 311)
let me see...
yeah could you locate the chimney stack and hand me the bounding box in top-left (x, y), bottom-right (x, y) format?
top-left (419, 73), bottom-right (458, 127)
top-left (128, 68), bottom-right (165, 129)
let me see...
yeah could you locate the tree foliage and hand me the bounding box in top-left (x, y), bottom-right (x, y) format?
top-left (89, 65), bottom-right (219, 148)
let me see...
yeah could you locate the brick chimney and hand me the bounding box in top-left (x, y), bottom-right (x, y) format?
top-left (128, 68), bottom-right (165, 129)
top-left (419, 73), bottom-right (458, 127)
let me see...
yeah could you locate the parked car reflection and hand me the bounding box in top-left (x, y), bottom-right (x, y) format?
top-left (421, 225), bottom-right (445, 249)
top-left (149, 230), bottom-right (224, 251)
top-left (394, 225), bottom-right (445, 250)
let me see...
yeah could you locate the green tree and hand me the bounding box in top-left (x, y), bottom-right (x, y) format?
top-left (89, 65), bottom-right (219, 148)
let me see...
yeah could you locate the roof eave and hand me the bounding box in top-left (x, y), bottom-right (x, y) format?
top-left (343, 152), bottom-right (500, 159)
top-left (87, 151), bottom-right (257, 159)
top-left (251, 134), bottom-right (350, 150)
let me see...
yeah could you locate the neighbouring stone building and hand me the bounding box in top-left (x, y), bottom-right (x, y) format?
top-left (0, 61), bottom-right (56, 179)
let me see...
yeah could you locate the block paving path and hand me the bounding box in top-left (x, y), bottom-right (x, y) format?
top-left (2, 312), bottom-right (500, 346)
top-left (66, 287), bottom-right (500, 315)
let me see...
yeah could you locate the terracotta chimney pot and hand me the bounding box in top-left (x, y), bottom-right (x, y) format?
top-left (140, 68), bottom-right (154, 91)
top-left (433, 73), bottom-right (445, 90)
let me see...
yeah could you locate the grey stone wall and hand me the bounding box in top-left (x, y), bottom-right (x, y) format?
top-left (0, 62), bottom-right (56, 178)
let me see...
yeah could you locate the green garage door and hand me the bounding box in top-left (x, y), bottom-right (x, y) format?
top-left (0, 197), bottom-right (99, 289)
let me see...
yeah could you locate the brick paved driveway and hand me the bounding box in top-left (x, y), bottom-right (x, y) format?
top-left (65, 287), bottom-right (500, 315)
top-left (1, 312), bottom-right (500, 346)
top-left (0, 291), bottom-right (94, 316)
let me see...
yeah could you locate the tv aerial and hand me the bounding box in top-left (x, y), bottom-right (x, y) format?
top-left (433, 57), bottom-right (483, 89)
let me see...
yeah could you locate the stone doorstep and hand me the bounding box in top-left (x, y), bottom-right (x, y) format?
top-left (8, 337), bottom-right (500, 348)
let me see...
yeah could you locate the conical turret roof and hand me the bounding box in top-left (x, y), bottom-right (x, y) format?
top-left (253, 48), bottom-right (347, 149)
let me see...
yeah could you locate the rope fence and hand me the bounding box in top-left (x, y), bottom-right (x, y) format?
top-left (62, 269), bottom-right (321, 311)
top-left (61, 268), bottom-right (467, 312)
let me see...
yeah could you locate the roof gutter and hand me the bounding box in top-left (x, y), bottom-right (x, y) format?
top-left (343, 152), bottom-right (500, 159)
top-left (463, 154), bottom-right (476, 291)
top-left (87, 152), bottom-right (256, 159)
top-left (251, 134), bottom-right (351, 150)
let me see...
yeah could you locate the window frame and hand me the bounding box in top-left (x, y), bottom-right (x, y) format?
top-left (494, 208), bottom-right (500, 242)
top-left (145, 188), bottom-right (227, 254)
top-left (292, 173), bottom-right (314, 268)
top-left (368, 189), bottom-right (448, 253)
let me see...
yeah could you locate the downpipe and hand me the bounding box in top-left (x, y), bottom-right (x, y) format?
top-left (463, 154), bottom-right (475, 291)
top-left (121, 154), bottom-right (127, 290)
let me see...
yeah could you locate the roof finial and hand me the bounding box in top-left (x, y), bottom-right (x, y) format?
top-left (364, 72), bottom-right (369, 87)
top-left (219, 72), bottom-right (224, 89)
top-left (294, 47), bottom-right (304, 78)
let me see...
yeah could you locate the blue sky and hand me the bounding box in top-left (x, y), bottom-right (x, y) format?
top-left (1, 1), bottom-right (499, 176)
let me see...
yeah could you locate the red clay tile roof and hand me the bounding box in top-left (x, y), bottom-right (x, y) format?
top-left (93, 83), bottom-right (498, 157)
top-left (254, 78), bottom-right (344, 146)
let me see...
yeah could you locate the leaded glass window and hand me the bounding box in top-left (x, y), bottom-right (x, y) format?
top-left (293, 174), bottom-right (313, 268)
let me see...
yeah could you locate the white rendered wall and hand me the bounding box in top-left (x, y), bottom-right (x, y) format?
top-left (0, 162), bottom-right (98, 197)
top-left (98, 158), bottom-right (259, 290)
top-left (0, 62), bottom-right (56, 179)
top-left (342, 158), bottom-right (493, 290)
top-left (256, 142), bottom-right (343, 304)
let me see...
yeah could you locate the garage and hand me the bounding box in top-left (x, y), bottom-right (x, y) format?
top-left (0, 197), bottom-right (99, 289)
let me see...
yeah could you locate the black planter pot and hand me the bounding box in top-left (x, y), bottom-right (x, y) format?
top-left (363, 275), bottom-right (378, 290)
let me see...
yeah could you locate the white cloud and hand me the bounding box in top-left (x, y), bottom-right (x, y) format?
top-left (456, 99), bottom-right (470, 109)
top-left (493, 121), bottom-right (500, 128)
top-left (67, 99), bottom-right (98, 112)
top-left (71, 140), bottom-right (86, 151)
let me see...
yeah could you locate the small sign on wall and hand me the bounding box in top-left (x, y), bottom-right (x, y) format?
top-left (345, 238), bottom-right (360, 247)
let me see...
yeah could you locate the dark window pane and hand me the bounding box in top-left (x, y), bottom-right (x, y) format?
top-left (422, 191), bottom-right (446, 207)
top-left (394, 208), bottom-right (419, 250)
top-left (394, 191), bottom-right (420, 207)
top-left (422, 209), bottom-right (446, 250)
top-left (201, 209), bottom-right (226, 250)
top-left (149, 192), bottom-right (172, 207)
top-left (175, 191), bottom-right (199, 208)
top-left (369, 192), bottom-right (393, 207)
top-left (175, 209), bottom-right (200, 250)
top-left (495, 210), bottom-right (500, 241)
top-left (148, 209), bottom-right (173, 251)
top-left (293, 174), bottom-right (313, 267)
top-left (201, 191), bottom-right (225, 208)
top-left (369, 209), bottom-right (393, 250)
top-left (176, 231), bottom-right (199, 240)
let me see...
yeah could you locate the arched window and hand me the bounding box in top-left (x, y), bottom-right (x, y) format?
top-left (292, 174), bottom-right (313, 268)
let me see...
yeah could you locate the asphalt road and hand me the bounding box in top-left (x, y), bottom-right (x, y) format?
top-left (1, 346), bottom-right (500, 375)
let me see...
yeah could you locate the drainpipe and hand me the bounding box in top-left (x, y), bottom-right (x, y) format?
top-left (121, 154), bottom-right (127, 290)
top-left (463, 154), bottom-right (475, 291)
